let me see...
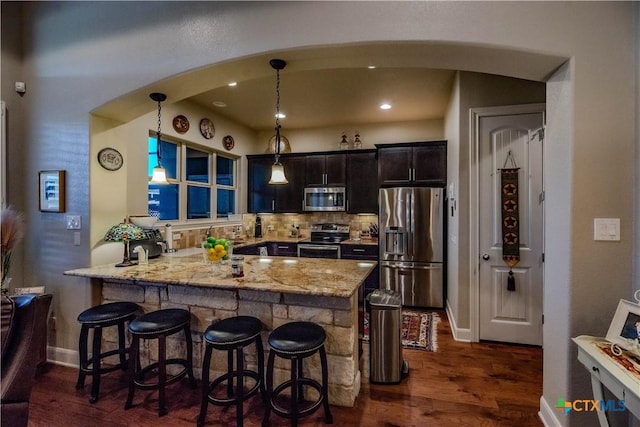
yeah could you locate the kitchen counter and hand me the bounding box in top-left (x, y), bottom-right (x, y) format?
top-left (65, 254), bottom-right (375, 407)
top-left (65, 254), bottom-right (375, 298)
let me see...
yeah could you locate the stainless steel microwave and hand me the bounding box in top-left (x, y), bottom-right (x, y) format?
top-left (303, 187), bottom-right (346, 212)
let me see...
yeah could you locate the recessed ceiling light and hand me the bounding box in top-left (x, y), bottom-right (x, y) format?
top-left (380, 103), bottom-right (392, 110)
top-left (367, 65), bottom-right (376, 69)
top-left (212, 101), bottom-right (227, 108)
top-left (228, 82), bottom-right (237, 87)
top-left (275, 112), bottom-right (286, 119)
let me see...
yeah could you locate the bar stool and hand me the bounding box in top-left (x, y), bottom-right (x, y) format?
top-left (76, 301), bottom-right (140, 403)
top-left (197, 316), bottom-right (266, 427)
top-left (262, 321), bottom-right (333, 427)
top-left (124, 308), bottom-right (196, 417)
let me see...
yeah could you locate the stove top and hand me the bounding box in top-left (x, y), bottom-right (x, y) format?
top-left (308, 223), bottom-right (350, 244)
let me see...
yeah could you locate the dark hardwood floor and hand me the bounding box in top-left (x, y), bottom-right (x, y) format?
top-left (27, 311), bottom-right (543, 426)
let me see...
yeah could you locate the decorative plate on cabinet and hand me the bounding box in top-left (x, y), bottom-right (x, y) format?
top-left (223, 135), bottom-right (235, 150)
top-left (97, 147), bottom-right (123, 171)
top-left (199, 118), bottom-right (215, 139)
top-left (172, 115), bottom-right (189, 133)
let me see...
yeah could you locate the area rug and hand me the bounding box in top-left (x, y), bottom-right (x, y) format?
top-left (362, 311), bottom-right (440, 352)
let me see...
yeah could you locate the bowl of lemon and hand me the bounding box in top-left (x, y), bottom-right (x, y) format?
top-left (202, 237), bottom-right (232, 268)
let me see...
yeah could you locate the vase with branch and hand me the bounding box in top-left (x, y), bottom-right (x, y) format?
top-left (1, 206), bottom-right (25, 295)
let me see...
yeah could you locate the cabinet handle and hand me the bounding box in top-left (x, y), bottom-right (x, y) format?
top-left (353, 249), bottom-right (365, 252)
top-left (409, 168), bottom-right (412, 181)
top-left (272, 200), bottom-right (275, 211)
top-left (412, 168), bottom-right (416, 181)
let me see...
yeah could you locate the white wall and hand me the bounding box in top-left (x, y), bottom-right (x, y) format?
top-left (4, 3), bottom-right (637, 425)
top-left (444, 72), bottom-right (462, 338)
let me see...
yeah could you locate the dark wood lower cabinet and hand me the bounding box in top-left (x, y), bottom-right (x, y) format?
top-left (341, 243), bottom-right (379, 358)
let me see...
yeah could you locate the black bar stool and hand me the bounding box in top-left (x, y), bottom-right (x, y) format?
top-left (262, 321), bottom-right (333, 427)
top-left (76, 301), bottom-right (140, 403)
top-left (124, 308), bottom-right (196, 417)
top-left (197, 315), bottom-right (266, 427)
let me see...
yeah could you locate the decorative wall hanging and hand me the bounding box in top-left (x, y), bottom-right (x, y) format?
top-left (500, 151), bottom-right (519, 292)
top-left (39, 170), bottom-right (66, 212)
top-left (97, 147), bottom-right (123, 171)
top-left (222, 135), bottom-right (235, 151)
top-left (199, 118), bottom-right (215, 139)
top-left (172, 115), bottom-right (189, 134)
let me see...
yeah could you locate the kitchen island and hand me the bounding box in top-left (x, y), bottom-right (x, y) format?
top-left (65, 253), bottom-right (375, 407)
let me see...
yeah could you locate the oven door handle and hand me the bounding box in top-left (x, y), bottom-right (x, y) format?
top-left (299, 244), bottom-right (339, 251)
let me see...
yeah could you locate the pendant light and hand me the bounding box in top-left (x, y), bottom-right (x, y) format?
top-left (149, 92), bottom-right (169, 185)
top-left (268, 59), bottom-right (288, 185)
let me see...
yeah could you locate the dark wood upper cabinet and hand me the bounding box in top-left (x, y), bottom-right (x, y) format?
top-left (377, 141), bottom-right (447, 186)
top-left (274, 156), bottom-right (305, 213)
top-left (247, 155), bottom-right (275, 213)
top-left (305, 153), bottom-right (346, 186)
top-left (346, 150), bottom-right (378, 214)
top-left (247, 154), bottom-right (305, 213)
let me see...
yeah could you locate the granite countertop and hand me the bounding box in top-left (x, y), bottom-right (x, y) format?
top-left (64, 254), bottom-right (376, 298)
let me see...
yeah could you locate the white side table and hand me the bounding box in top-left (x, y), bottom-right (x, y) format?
top-left (573, 335), bottom-right (640, 426)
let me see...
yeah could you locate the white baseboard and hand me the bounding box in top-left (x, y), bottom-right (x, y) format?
top-left (446, 301), bottom-right (472, 342)
top-left (539, 395), bottom-right (565, 427)
top-left (47, 346), bottom-right (79, 368)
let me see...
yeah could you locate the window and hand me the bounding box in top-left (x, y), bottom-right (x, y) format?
top-left (147, 135), bottom-right (238, 222)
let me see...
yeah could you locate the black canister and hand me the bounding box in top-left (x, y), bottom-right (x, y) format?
top-left (254, 216), bottom-right (262, 238)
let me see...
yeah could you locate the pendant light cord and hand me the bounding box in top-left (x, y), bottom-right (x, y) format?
top-left (274, 67), bottom-right (282, 162)
top-left (156, 99), bottom-right (163, 166)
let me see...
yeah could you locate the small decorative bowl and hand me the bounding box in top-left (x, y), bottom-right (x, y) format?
top-left (129, 215), bottom-right (158, 229)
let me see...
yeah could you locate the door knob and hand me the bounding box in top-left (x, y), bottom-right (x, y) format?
top-left (482, 253), bottom-right (490, 260)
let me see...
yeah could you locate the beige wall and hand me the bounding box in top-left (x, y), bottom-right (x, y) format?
top-left (2, 3), bottom-right (637, 425)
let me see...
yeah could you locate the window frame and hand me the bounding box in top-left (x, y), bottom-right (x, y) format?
top-left (148, 132), bottom-right (239, 225)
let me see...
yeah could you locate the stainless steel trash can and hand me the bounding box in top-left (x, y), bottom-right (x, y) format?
top-left (367, 289), bottom-right (407, 384)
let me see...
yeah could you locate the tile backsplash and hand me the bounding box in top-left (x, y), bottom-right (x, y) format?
top-left (163, 213), bottom-right (378, 250)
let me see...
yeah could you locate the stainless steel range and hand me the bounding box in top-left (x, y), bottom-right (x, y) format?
top-left (297, 223), bottom-right (350, 259)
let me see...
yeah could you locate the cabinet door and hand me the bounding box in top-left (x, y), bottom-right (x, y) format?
top-left (268, 242), bottom-right (298, 257)
top-left (413, 142), bottom-right (447, 185)
top-left (247, 156), bottom-right (275, 213)
top-left (275, 156), bottom-right (305, 212)
top-left (325, 154), bottom-right (346, 186)
top-left (378, 146), bottom-right (411, 186)
top-left (347, 151), bottom-right (378, 213)
top-left (234, 244), bottom-right (259, 255)
top-left (305, 155), bottom-right (326, 186)
top-left (305, 154), bottom-right (346, 186)
top-left (341, 244), bottom-right (378, 260)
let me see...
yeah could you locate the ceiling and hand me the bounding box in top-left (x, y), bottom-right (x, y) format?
top-left (95, 43), bottom-right (566, 126)
top-left (188, 67), bottom-right (457, 131)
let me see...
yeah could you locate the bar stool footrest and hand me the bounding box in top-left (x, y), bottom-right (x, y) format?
top-left (133, 359), bottom-right (190, 390)
top-left (269, 378), bottom-right (324, 419)
top-left (206, 370), bottom-right (261, 406)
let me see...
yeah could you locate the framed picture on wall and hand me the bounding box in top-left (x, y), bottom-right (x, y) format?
top-left (606, 299), bottom-right (640, 351)
top-left (38, 170), bottom-right (65, 212)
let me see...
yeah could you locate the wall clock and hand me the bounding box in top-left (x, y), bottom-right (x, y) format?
top-left (97, 147), bottom-right (123, 171)
top-left (172, 115), bottom-right (189, 133)
top-left (223, 135), bottom-right (235, 151)
top-left (200, 118), bottom-right (215, 139)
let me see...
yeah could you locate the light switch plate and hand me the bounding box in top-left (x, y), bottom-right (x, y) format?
top-left (594, 218), bottom-right (620, 241)
top-left (66, 215), bottom-right (81, 230)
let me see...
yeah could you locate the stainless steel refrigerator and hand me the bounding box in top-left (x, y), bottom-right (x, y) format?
top-left (379, 187), bottom-right (444, 308)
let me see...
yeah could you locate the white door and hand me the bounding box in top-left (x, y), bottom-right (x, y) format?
top-left (478, 110), bottom-right (544, 345)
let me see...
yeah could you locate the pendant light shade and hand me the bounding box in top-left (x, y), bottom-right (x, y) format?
top-left (149, 92), bottom-right (169, 185)
top-left (151, 165), bottom-right (168, 183)
top-left (268, 59), bottom-right (288, 185)
top-left (268, 162), bottom-right (288, 184)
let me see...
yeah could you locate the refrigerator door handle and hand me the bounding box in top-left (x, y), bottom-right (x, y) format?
top-left (407, 191), bottom-right (413, 259)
